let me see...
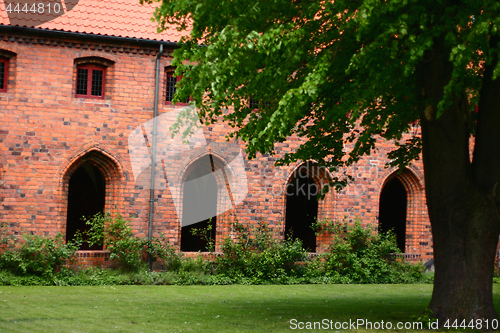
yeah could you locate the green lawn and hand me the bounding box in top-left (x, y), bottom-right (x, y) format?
top-left (0, 284), bottom-right (498, 332)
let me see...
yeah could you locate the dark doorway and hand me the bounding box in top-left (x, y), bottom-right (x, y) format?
top-left (378, 176), bottom-right (407, 252)
top-left (66, 161), bottom-right (105, 250)
top-left (181, 155), bottom-right (218, 252)
top-left (285, 174), bottom-right (318, 252)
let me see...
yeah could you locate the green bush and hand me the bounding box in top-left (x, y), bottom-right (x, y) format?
top-left (84, 213), bottom-right (147, 272)
top-left (84, 213), bottom-right (185, 273)
top-left (0, 228), bottom-right (80, 277)
top-left (216, 221), bottom-right (307, 282)
top-left (0, 217), bottom-right (430, 286)
top-left (147, 233), bottom-right (183, 272)
top-left (309, 219), bottom-right (425, 283)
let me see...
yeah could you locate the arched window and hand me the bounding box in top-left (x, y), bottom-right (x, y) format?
top-left (285, 166), bottom-right (318, 252)
top-left (378, 176), bottom-right (407, 252)
top-left (66, 160), bottom-right (105, 249)
top-left (62, 148), bottom-right (122, 250)
top-left (180, 154), bottom-right (220, 251)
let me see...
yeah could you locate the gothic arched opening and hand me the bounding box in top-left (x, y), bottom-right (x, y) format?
top-left (378, 176), bottom-right (407, 252)
top-left (285, 173), bottom-right (318, 252)
top-left (66, 161), bottom-right (105, 250)
top-left (180, 155), bottom-right (219, 252)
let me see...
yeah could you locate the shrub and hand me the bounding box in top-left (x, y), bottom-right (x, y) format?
top-left (84, 213), bottom-right (183, 273)
top-left (309, 219), bottom-right (425, 283)
top-left (84, 213), bottom-right (146, 272)
top-left (0, 222), bottom-right (13, 246)
top-left (216, 221), bottom-right (307, 282)
top-left (0, 216), bottom-right (429, 286)
top-left (147, 233), bottom-right (183, 272)
top-left (0, 230), bottom-right (80, 277)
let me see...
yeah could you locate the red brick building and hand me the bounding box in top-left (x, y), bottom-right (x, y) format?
top-left (0, 0), bottom-right (433, 263)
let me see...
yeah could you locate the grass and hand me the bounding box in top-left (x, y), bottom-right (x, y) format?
top-left (0, 284), bottom-right (499, 332)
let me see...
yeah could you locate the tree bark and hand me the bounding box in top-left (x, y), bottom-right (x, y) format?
top-left (418, 35), bottom-right (500, 325)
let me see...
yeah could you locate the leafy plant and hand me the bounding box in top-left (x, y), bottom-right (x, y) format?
top-left (0, 231), bottom-right (80, 277)
top-left (189, 218), bottom-right (216, 253)
top-left (216, 221), bottom-right (307, 282)
top-left (147, 233), bottom-right (182, 271)
top-left (84, 213), bottom-right (146, 272)
top-left (309, 218), bottom-right (425, 284)
top-left (0, 222), bottom-right (14, 247)
top-left (84, 213), bottom-right (185, 273)
top-left (310, 218), bottom-right (340, 235)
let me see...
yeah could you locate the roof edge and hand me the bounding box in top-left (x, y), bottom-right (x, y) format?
top-left (0, 25), bottom-right (179, 47)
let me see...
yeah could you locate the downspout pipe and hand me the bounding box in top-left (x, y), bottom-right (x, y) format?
top-left (148, 44), bottom-right (164, 272)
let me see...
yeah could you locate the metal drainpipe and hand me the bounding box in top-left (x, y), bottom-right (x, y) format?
top-left (148, 44), bottom-right (164, 272)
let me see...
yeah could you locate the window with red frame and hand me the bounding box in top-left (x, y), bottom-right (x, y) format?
top-left (76, 65), bottom-right (105, 98)
top-left (0, 58), bottom-right (8, 92)
top-left (166, 67), bottom-right (189, 104)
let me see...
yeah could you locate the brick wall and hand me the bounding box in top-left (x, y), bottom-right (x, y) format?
top-left (0, 31), bottom-right (433, 263)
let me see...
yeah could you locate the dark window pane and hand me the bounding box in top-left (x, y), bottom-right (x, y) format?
top-left (0, 61), bottom-right (5, 90)
top-left (77, 68), bottom-right (88, 95)
top-left (91, 69), bottom-right (103, 96)
top-left (249, 97), bottom-right (259, 109)
top-left (166, 75), bottom-right (177, 102)
top-left (249, 97), bottom-right (270, 109)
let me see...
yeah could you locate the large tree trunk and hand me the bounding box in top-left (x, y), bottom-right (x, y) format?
top-left (428, 188), bottom-right (499, 322)
top-left (418, 35), bottom-right (500, 324)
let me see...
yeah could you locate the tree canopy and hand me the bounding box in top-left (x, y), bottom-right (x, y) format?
top-left (144, 0), bottom-right (500, 322)
top-left (147, 0), bottom-right (494, 170)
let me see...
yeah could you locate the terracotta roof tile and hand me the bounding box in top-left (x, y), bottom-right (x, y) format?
top-left (0, 0), bottom-right (189, 42)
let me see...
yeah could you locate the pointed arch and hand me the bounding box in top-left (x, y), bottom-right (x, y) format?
top-left (283, 161), bottom-right (331, 252)
top-left (378, 167), bottom-right (424, 254)
top-left (66, 160), bottom-right (106, 249)
top-left (179, 153), bottom-right (228, 252)
top-left (58, 145), bottom-right (124, 247)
